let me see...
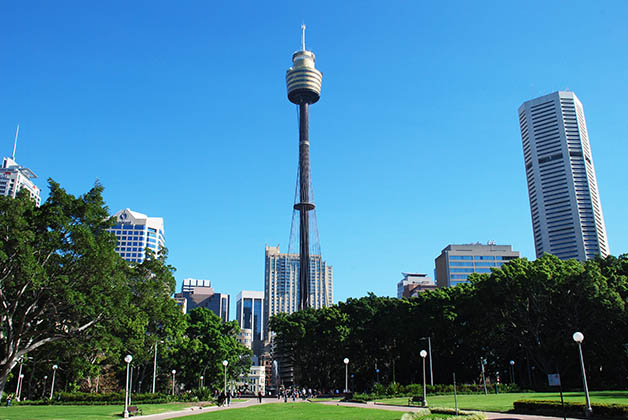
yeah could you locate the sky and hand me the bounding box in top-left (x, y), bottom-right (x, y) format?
top-left (2, 1), bottom-right (627, 317)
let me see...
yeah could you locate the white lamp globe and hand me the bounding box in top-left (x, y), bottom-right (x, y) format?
top-left (343, 358), bottom-right (349, 365)
top-left (420, 350), bottom-right (427, 358)
top-left (124, 355), bottom-right (133, 364)
top-left (573, 332), bottom-right (584, 343)
top-left (222, 360), bottom-right (228, 367)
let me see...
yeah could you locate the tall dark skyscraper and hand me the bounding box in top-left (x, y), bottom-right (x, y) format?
top-left (285, 25), bottom-right (323, 311)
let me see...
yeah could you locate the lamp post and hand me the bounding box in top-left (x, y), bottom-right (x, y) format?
top-left (420, 350), bottom-right (428, 406)
top-left (15, 358), bottom-right (23, 400)
top-left (343, 358), bottom-right (349, 393)
top-left (171, 370), bottom-right (176, 396)
top-left (200, 375), bottom-right (204, 388)
top-left (17, 374), bottom-right (24, 401)
top-left (420, 336), bottom-right (434, 386)
top-left (509, 360), bottom-right (515, 384)
top-left (49, 365), bottom-right (58, 400)
top-left (480, 358), bottom-right (488, 395)
top-left (42, 375), bottom-right (48, 399)
top-left (123, 355), bottom-right (132, 418)
top-left (152, 340), bottom-right (163, 394)
top-left (222, 360), bottom-right (229, 395)
top-left (573, 332), bottom-right (592, 417)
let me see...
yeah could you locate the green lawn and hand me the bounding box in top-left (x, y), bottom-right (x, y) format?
top-left (187, 403), bottom-right (403, 419)
top-left (0, 402), bottom-right (405, 420)
top-left (376, 391), bottom-right (628, 412)
top-left (0, 402), bottom-right (193, 420)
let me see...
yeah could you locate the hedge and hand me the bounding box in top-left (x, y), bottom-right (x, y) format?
top-left (513, 399), bottom-right (628, 418)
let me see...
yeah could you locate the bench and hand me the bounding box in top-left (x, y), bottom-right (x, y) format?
top-left (128, 406), bottom-right (143, 416)
top-left (408, 396), bottom-right (425, 406)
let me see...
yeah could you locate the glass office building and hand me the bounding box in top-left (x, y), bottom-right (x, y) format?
top-left (107, 209), bottom-right (165, 263)
top-left (236, 291), bottom-right (264, 345)
top-left (435, 243), bottom-right (520, 288)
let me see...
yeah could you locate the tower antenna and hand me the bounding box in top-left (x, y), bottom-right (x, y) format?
top-left (12, 124), bottom-right (19, 160)
top-left (301, 24), bottom-right (306, 51)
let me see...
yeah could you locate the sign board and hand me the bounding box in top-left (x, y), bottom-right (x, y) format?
top-left (548, 373), bottom-right (561, 386)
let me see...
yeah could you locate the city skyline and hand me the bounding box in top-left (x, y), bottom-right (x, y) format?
top-left (2, 2), bottom-right (627, 308)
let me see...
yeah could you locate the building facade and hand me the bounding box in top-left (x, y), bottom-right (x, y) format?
top-left (107, 209), bottom-right (165, 263)
top-left (0, 156), bottom-right (40, 206)
top-left (397, 273), bottom-right (437, 298)
top-left (435, 243), bottom-right (520, 288)
top-left (236, 291), bottom-right (264, 353)
top-left (174, 278), bottom-right (230, 322)
top-left (518, 91), bottom-right (609, 260)
top-left (263, 245), bottom-right (333, 338)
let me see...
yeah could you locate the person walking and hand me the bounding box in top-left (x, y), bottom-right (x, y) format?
top-left (257, 390), bottom-right (263, 403)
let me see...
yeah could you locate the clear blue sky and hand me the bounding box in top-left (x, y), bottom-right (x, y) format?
top-left (2, 1), bottom-right (627, 313)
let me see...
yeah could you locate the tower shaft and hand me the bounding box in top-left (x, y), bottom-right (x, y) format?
top-left (298, 103), bottom-right (311, 311)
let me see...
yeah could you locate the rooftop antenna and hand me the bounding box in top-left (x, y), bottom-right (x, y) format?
top-left (301, 23), bottom-right (306, 51)
top-left (12, 124), bottom-right (19, 160)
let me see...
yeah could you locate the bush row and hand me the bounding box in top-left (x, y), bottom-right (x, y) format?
top-left (355, 383), bottom-right (520, 400)
top-left (513, 399), bottom-right (628, 418)
top-left (13, 391), bottom-right (208, 405)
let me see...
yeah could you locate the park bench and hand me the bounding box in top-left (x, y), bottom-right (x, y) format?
top-left (408, 396), bottom-right (425, 406)
top-left (128, 406), bottom-right (143, 416)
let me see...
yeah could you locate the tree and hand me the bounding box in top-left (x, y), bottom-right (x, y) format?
top-left (168, 308), bottom-right (251, 391)
top-left (0, 181), bottom-right (130, 395)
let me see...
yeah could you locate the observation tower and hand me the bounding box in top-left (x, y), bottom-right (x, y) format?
top-left (286, 25), bottom-right (323, 311)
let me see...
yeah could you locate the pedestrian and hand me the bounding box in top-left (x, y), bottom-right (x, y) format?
top-left (6, 394), bottom-right (12, 407)
top-left (257, 390), bottom-right (263, 403)
top-left (227, 391), bottom-right (232, 406)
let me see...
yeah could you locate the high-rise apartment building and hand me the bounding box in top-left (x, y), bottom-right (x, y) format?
top-left (236, 291), bottom-right (264, 345)
top-left (174, 278), bottom-right (230, 322)
top-left (1, 126), bottom-right (40, 205)
top-left (435, 243), bottom-right (520, 288)
top-left (518, 91), bottom-right (609, 260)
top-left (263, 245), bottom-right (333, 337)
top-left (107, 209), bottom-right (165, 263)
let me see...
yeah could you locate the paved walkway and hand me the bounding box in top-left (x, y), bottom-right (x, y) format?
top-left (139, 398), bottom-right (581, 420)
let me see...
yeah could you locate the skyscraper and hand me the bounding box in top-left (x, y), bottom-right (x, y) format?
top-left (435, 243), bottom-right (520, 288)
top-left (236, 290), bottom-right (264, 354)
top-left (107, 208), bottom-right (165, 263)
top-left (0, 126), bottom-right (41, 206)
top-left (263, 245), bottom-right (333, 337)
top-left (518, 91), bottom-right (609, 260)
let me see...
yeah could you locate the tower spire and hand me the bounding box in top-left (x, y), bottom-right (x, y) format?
top-left (301, 24), bottom-right (306, 51)
top-left (12, 124), bottom-right (19, 160)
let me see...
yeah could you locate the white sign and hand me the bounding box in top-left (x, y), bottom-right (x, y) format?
top-left (547, 373), bottom-right (561, 386)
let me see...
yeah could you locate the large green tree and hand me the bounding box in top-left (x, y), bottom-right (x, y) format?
top-left (0, 181), bottom-right (127, 395)
top-left (166, 308), bottom-right (251, 391)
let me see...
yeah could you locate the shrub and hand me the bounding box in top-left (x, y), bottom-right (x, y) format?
top-left (513, 399), bottom-right (628, 418)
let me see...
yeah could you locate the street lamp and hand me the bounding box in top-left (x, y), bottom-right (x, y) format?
top-left (343, 358), bottom-right (349, 393)
top-left (509, 360), bottom-right (515, 384)
top-left (420, 350), bottom-right (428, 406)
top-left (17, 374), bottom-right (25, 401)
top-left (171, 370), bottom-right (176, 396)
top-left (222, 360), bottom-right (229, 395)
top-left (152, 340), bottom-right (163, 394)
top-left (15, 358), bottom-right (23, 401)
top-left (50, 365), bottom-right (58, 399)
top-left (420, 336), bottom-right (434, 386)
top-left (200, 375), bottom-right (204, 388)
top-left (123, 355), bottom-right (133, 418)
top-left (573, 332), bottom-right (592, 417)
top-left (42, 375), bottom-right (48, 399)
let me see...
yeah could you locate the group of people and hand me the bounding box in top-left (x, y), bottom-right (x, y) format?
top-left (276, 387), bottom-right (316, 402)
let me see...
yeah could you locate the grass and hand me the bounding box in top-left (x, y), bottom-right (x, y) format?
top-left (187, 403), bottom-right (404, 419)
top-left (0, 402), bottom-right (193, 420)
top-left (375, 390), bottom-right (628, 412)
top-left (0, 402), bottom-right (405, 420)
